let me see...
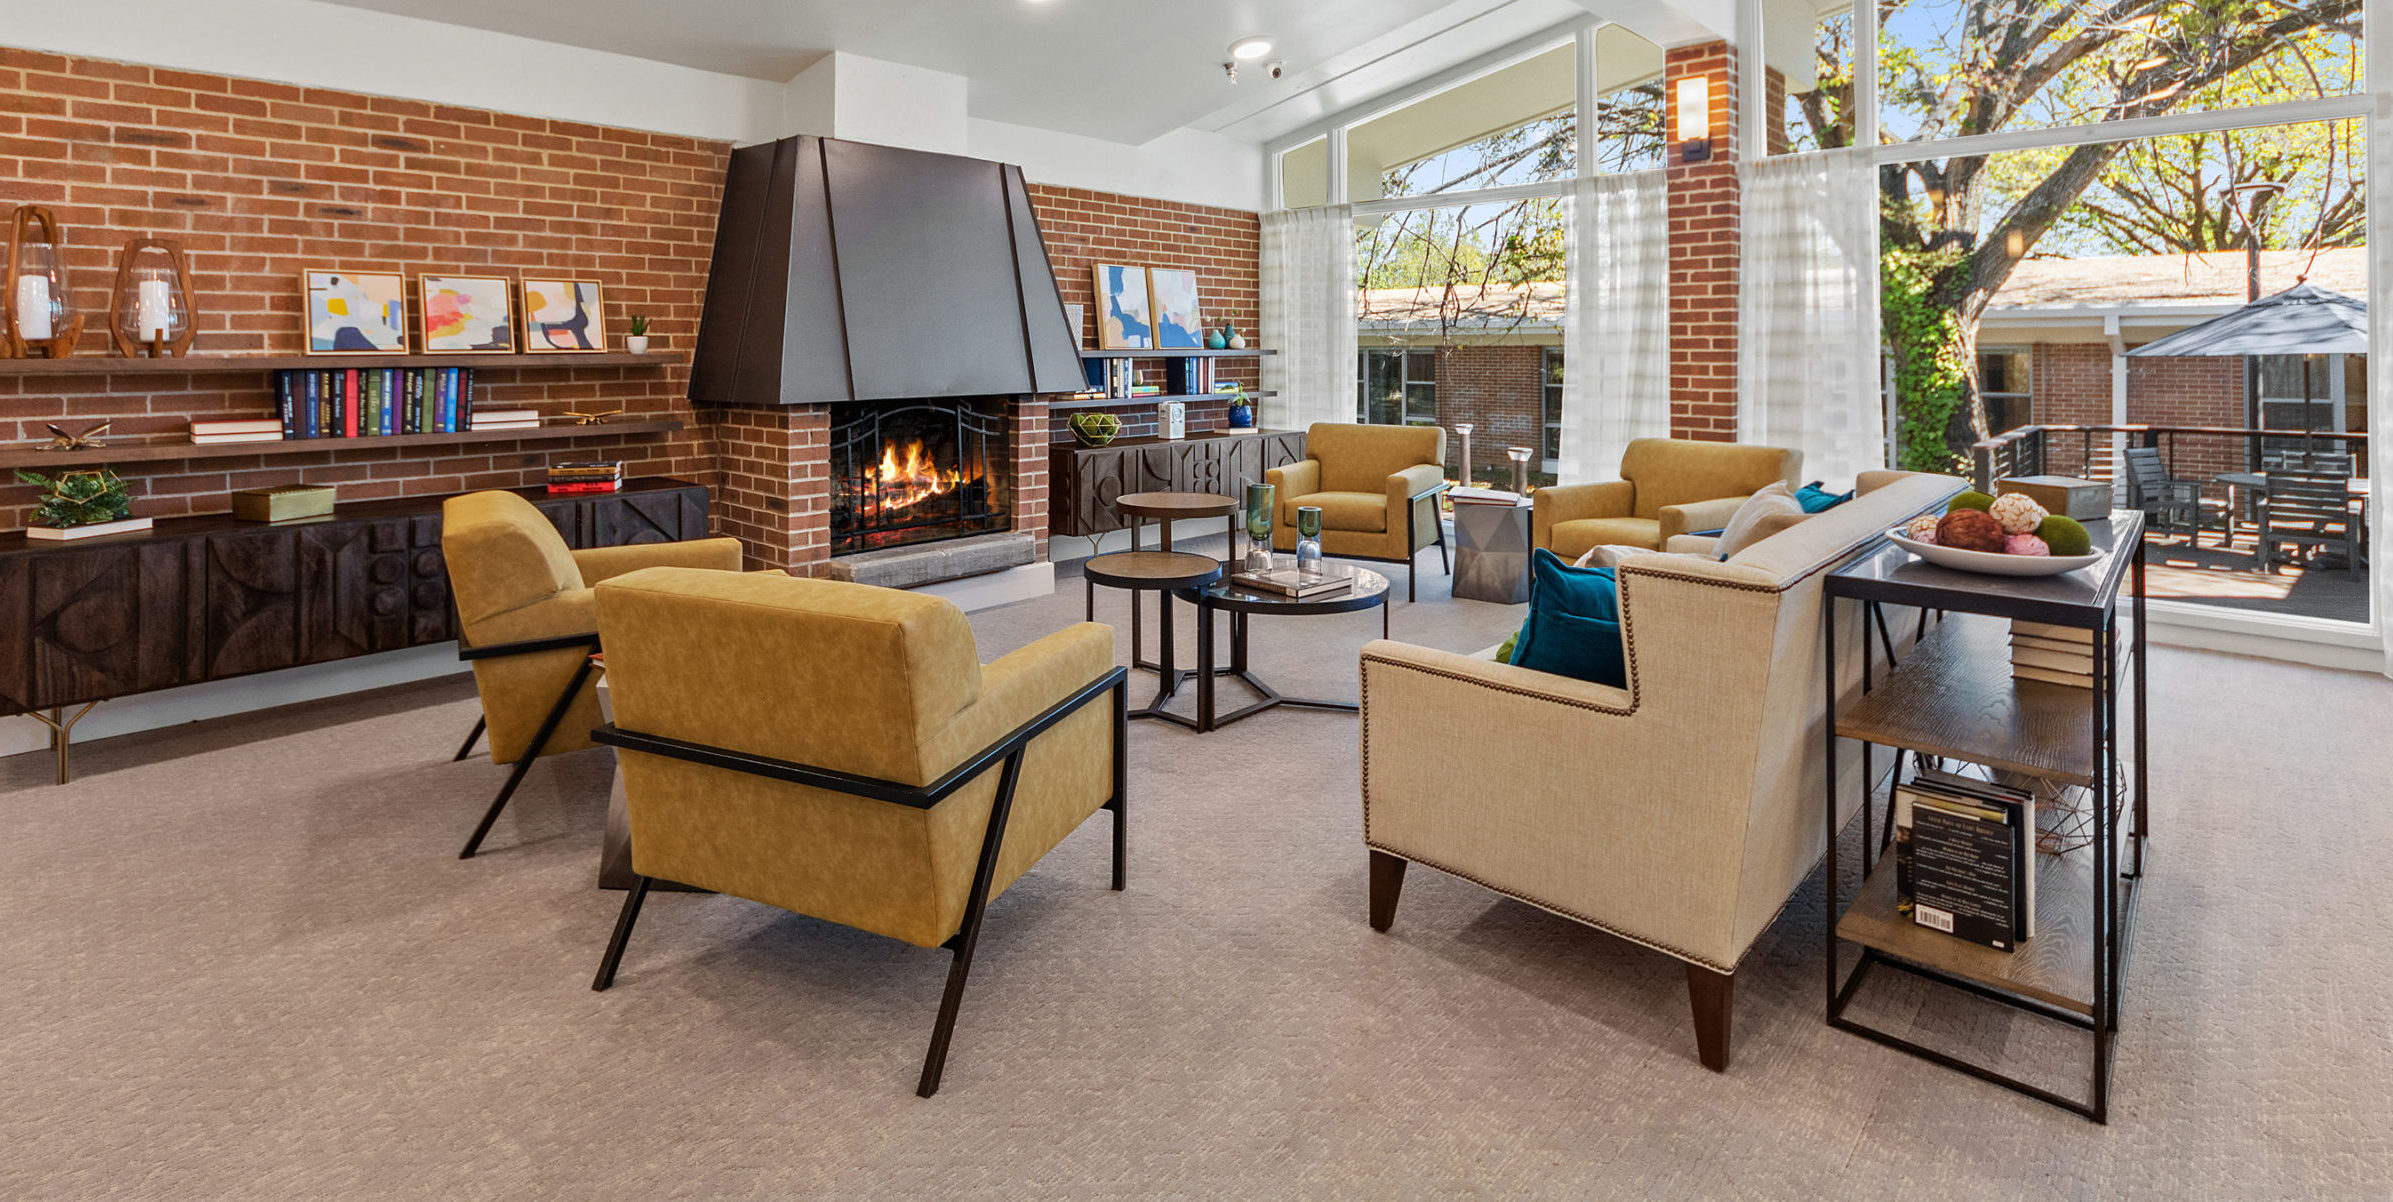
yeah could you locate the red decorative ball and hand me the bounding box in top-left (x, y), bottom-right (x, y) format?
top-left (1936, 507), bottom-right (2007, 553)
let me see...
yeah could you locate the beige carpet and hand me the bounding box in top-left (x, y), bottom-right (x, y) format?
top-left (4, 561), bottom-right (2391, 1198)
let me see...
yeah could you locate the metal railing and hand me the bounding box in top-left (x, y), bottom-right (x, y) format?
top-left (1969, 424), bottom-right (2370, 495)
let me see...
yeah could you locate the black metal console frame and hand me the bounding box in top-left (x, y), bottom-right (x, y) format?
top-left (588, 666), bottom-right (1130, 1098)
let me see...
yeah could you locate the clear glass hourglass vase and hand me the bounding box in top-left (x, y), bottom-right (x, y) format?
top-left (1295, 505), bottom-right (1325, 580)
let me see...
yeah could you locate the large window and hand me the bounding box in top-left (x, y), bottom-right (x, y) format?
top-left (1348, 42), bottom-right (1576, 203)
top-left (1543, 348), bottom-right (1565, 460)
top-left (1978, 346), bottom-right (2031, 434)
top-left (1359, 348), bottom-right (1438, 426)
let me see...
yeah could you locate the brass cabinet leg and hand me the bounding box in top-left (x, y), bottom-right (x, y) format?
top-left (27, 702), bottom-right (98, 786)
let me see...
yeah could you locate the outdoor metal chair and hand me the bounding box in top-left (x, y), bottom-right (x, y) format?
top-left (2121, 446), bottom-right (2200, 537)
top-left (2255, 468), bottom-right (2361, 573)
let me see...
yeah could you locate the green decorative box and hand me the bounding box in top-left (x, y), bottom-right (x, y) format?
top-left (231, 484), bottom-right (337, 523)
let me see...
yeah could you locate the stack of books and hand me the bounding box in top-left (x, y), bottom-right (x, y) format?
top-left (1893, 768), bottom-right (2036, 952)
top-left (1448, 485), bottom-right (1524, 507)
top-left (1230, 563), bottom-right (1354, 598)
top-left (2009, 620), bottom-right (2095, 688)
top-left (188, 418), bottom-right (284, 446)
top-left (546, 461), bottom-right (624, 495)
top-left (1079, 357), bottom-right (1140, 399)
top-left (272, 367), bottom-right (475, 438)
top-left (469, 408), bottom-right (542, 432)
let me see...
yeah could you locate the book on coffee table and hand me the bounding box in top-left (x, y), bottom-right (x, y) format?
top-left (1231, 564), bottom-right (1354, 598)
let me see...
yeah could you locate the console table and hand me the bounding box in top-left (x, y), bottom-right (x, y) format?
top-left (1821, 512), bottom-right (2147, 1122)
top-left (1050, 428), bottom-right (1306, 543)
top-left (0, 478), bottom-right (710, 782)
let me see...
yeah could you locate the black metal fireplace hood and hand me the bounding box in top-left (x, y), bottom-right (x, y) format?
top-left (689, 135), bottom-right (1085, 407)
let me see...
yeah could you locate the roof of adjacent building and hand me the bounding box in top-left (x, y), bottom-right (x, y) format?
top-left (1984, 247), bottom-right (2367, 310)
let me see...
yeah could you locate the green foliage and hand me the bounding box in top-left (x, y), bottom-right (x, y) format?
top-left (15, 468), bottom-right (133, 528)
top-left (627, 314), bottom-right (651, 337)
top-left (1879, 242), bottom-right (1970, 474)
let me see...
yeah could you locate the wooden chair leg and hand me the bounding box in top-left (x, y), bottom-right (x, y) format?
top-left (1368, 850), bottom-right (1406, 932)
top-left (1686, 964), bottom-right (1734, 1072)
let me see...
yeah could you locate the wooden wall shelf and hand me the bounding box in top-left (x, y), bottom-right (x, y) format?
top-left (0, 351), bottom-right (681, 377)
top-left (1049, 389), bottom-right (1277, 413)
top-left (0, 419), bottom-right (684, 469)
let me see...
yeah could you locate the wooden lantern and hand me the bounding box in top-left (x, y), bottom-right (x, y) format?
top-left (109, 237), bottom-right (197, 357)
top-left (3, 205), bottom-right (85, 359)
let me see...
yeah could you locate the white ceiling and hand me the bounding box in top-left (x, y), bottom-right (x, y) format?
top-left (311, 0), bottom-right (1722, 145)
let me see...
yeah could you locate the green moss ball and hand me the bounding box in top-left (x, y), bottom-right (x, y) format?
top-left (1947, 490), bottom-right (1996, 514)
top-left (2037, 515), bottom-right (2093, 557)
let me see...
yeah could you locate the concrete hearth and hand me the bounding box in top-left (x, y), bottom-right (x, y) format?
top-left (825, 530), bottom-right (1037, 589)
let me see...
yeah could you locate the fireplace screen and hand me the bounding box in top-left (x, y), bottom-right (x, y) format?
top-left (829, 400), bottom-right (1008, 555)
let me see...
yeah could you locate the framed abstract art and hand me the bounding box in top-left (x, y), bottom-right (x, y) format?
top-left (521, 278), bottom-right (606, 352)
top-left (1092, 263), bottom-right (1152, 350)
top-left (302, 269), bottom-right (407, 354)
top-left (416, 274), bottom-right (515, 353)
top-left (1145, 267), bottom-right (1203, 350)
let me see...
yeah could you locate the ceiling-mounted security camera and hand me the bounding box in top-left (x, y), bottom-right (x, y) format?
top-left (1266, 60), bottom-right (1284, 80)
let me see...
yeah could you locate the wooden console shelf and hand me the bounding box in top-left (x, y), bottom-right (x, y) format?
top-left (0, 351), bottom-right (681, 377)
top-left (0, 419), bottom-right (684, 469)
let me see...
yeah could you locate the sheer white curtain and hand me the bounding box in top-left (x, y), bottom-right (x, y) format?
top-left (1557, 170), bottom-right (1672, 482)
top-left (1739, 148), bottom-right (1885, 488)
top-left (1261, 205), bottom-right (1359, 432)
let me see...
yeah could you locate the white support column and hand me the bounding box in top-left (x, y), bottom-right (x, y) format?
top-left (1576, 23), bottom-right (1601, 178)
top-left (2107, 314), bottom-right (2130, 498)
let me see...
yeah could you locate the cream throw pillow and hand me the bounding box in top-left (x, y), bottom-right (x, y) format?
top-left (1571, 544), bottom-right (1652, 570)
top-left (1714, 481), bottom-right (1808, 559)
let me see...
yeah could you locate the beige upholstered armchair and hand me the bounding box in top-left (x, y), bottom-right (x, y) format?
top-left (1266, 422), bottom-right (1450, 601)
top-left (1360, 471), bottom-right (1964, 1072)
top-left (441, 489), bottom-right (744, 859)
top-left (586, 568), bottom-right (1128, 1097)
top-left (1533, 438), bottom-right (1803, 560)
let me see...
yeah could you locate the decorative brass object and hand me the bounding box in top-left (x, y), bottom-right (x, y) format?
top-left (109, 237), bottom-right (197, 357)
top-left (4, 205), bottom-right (84, 358)
top-left (560, 408), bottom-right (625, 426)
top-left (39, 421), bottom-right (110, 452)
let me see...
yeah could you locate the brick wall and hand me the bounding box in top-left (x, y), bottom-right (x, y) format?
top-left (1433, 344), bottom-right (1548, 477)
top-left (1665, 42), bottom-right (1741, 441)
top-left (2029, 341), bottom-right (2250, 492)
top-left (0, 46), bottom-right (724, 530)
top-left (1029, 184), bottom-right (1259, 437)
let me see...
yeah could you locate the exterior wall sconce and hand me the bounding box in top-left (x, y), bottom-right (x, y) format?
top-left (110, 237), bottom-right (196, 357)
top-left (1675, 75), bottom-right (1713, 164)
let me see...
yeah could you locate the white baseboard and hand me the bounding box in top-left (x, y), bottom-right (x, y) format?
top-left (2144, 601), bottom-right (2384, 675)
top-left (2, 645), bottom-right (469, 761)
top-left (914, 560), bottom-right (1056, 612)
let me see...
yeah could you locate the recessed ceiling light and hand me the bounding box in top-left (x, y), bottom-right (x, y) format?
top-left (1228, 37), bottom-right (1274, 61)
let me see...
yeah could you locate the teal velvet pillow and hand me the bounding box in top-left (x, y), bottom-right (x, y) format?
top-left (1795, 481), bottom-right (1854, 513)
top-left (1507, 549), bottom-right (1626, 688)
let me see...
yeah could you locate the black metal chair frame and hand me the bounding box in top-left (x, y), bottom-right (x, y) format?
top-left (588, 666), bottom-right (1130, 1098)
top-left (452, 630), bottom-right (604, 860)
top-left (1288, 481), bottom-right (1452, 602)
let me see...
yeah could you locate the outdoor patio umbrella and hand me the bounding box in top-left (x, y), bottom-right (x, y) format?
top-left (2126, 280), bottom-right (2366, 457)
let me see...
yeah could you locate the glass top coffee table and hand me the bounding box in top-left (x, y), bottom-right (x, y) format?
top-left (1180, 565), bottom-right (1391, 732)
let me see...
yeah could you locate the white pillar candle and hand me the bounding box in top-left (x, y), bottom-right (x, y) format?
top-left (136, 278), bottom-right (172, 341)
top-left (15, 274), bottom-right (53, 341)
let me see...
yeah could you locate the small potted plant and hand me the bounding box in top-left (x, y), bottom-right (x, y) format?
top-left (15, 466), bottom-right (149, 540)
top-left (1219, 383), bottom-right (1255, 429)
top-left (625, 315), bottom-right (652, 354)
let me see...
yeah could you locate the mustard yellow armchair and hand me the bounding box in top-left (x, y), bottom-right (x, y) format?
top-left (1533, 438), bottom-right (1803, 561)
top-left (585, 568), bottom-right (1129, 1097)
top-left (1266, 422), bottom-right (1450, 601)
top-left (442, 489), bottom-right (744, 859)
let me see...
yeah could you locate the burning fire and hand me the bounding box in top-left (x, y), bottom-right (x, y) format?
top-left (870, 438), bottom-right (965, 511)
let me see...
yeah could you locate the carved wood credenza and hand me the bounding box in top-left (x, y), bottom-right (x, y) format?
top-left (0, 478), bottom-right (709, 781)
top-left (1049, 429), bottom-right (1306, 540)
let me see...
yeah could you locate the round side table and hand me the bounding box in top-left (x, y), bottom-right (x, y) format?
top-left (1112, 490), bottom-right (1241, 682)
top-left (1084, 550), bottom-right (1222, 728)
top-left (1185, 567), bottom-right (1392, 732)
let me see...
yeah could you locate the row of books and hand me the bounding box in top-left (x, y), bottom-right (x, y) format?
top-left (546, 460), bottom-right (623, 495)
top-left (2010, 619), bottom-right (2096, 689)
top-left (255, 368), bottom-right (484, 441)
top-left (1071, 355), bottom-right (1248, 403)
top-left (1894, 768), bottom-right (2037, 953)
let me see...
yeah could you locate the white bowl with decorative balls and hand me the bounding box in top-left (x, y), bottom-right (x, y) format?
top-left (1886, 527), bottom-right (2103, 577)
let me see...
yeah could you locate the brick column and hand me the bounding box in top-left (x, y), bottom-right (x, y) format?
top-left (1665, 42), bottom-right (1742, 442)
top-left (707, 404), bottom-right (831, 574)
top-left (1012, 399), bottom-right (1051, 561)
